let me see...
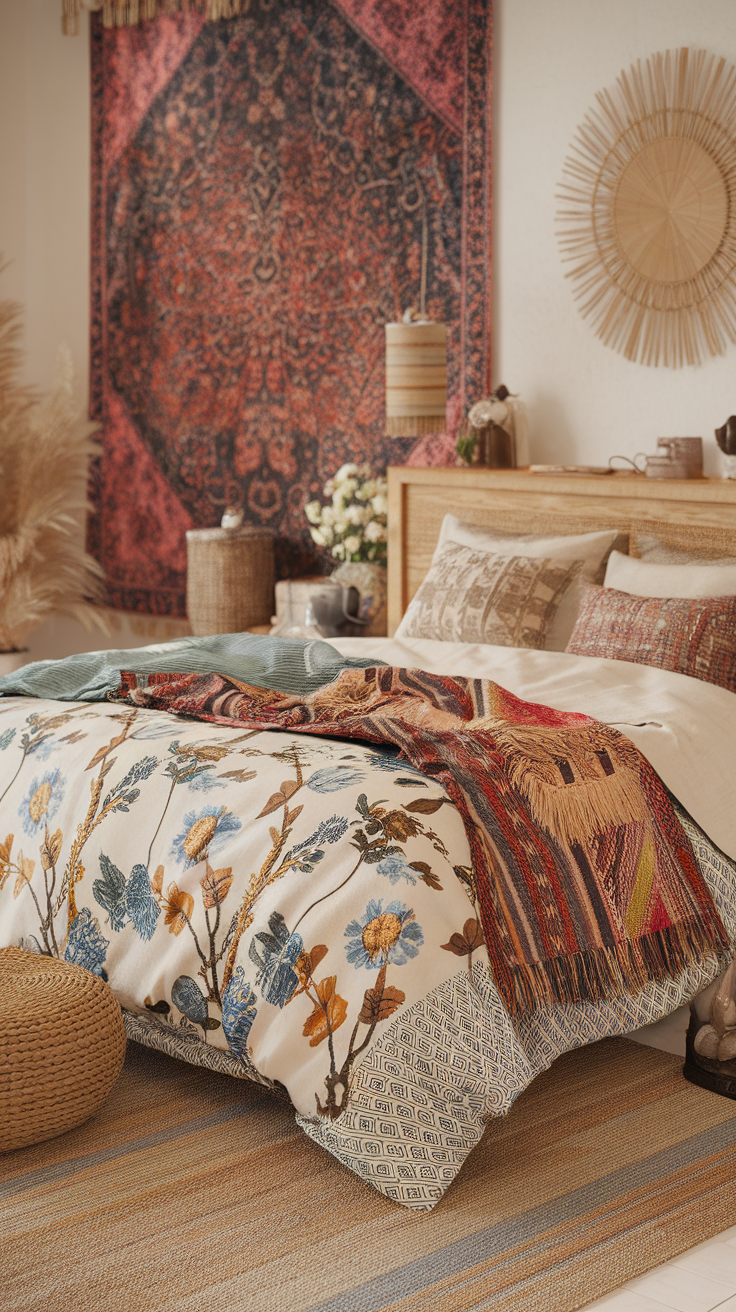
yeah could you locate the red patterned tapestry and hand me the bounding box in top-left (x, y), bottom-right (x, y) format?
top-left (117, 663), bottom-right (728, 1016)
top-left (89, 1), bottom-right (493, 617)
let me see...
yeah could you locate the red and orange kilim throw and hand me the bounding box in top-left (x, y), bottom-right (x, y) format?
top-left (116, 665), bottom-right (729, 1016)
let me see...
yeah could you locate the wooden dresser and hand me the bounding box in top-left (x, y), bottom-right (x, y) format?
top-left (386, 466), bottom-right (736, 635)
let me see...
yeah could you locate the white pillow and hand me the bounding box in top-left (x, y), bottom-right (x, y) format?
top-left (634, 532), bottom-right (736, 567)
top-left (422, 515), bottom-right (619, 650)
top-left (604, 549), bottom-right (736, 599)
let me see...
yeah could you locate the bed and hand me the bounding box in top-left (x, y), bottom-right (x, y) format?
top-left (1, 469), bottom-right (735, 1211)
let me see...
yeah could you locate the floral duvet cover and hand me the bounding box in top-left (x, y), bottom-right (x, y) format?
top-left (1, 694), bottom-right (734, 1210)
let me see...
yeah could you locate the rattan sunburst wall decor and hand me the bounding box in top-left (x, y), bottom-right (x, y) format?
top-left (557, 48), bottom-right (736, 367)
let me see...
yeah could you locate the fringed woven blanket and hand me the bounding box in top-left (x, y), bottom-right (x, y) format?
top-left (118, 664), bottom-right (727, 1016)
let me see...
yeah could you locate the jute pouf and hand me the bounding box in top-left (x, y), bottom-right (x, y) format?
top-left (0, 947), bottom-right (126, 1154)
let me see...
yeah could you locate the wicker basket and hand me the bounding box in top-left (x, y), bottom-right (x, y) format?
top-left (186, 526), bottom-right (275, 636)
top-left (0, 947), bottom-right (127, 1154)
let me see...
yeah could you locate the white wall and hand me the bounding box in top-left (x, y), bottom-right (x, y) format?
top-left (0, 0), bottom-right (188, 658)
top-left (493, 0), bottom-right (736, 474)
top-left (0, 0), bottom-right (90, 399)
top-left (3, 0), bottom-right (736, 659)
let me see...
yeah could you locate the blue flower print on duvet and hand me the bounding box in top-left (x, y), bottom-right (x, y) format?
top-left (187, 770), bottom-right (228, 793)
top-left (287, 815), bottom-right (349, 871)
top-left (306, 766), bottom-right (366, 793)
top-left (249, 911), bottom-right (303, 1007)
top-left (363, 750), bottom-right (428, 782)
top-left (222, 967), bottom-right (259, 1059)
top-left (375, 854), bottom-right (419, 886)
top-left (102, 756), bottom-right (159, 813)
top-left (25, 737), bottom-right (58, 763)
top-left (0, 727), bottom-right (16, 751)
top-left (344, 899), bottom-right (424, 970)
top-left (65, 907), bottom-right (109, 978)
top-left (170, 806), bottom-right (241, 867)
top-left (93, 853), bottom-right (160, 940)
top-left (296, 815), bottom-right (350, 848)
top-left (132, 720), bottom-right (193, 741)
top-left (21, 769), bottom-right (65, 838)
top-left (170, 975), bottom-right (216, 1033)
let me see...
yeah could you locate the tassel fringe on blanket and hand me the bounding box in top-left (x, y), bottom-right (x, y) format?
top-left (114, 663), bottom-right (731, 1018)
top-left (62, 0), bottom-right (247, 34)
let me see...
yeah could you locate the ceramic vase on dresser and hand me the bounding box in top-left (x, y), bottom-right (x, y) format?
top-left (331, 561), bottom-right (387, 637)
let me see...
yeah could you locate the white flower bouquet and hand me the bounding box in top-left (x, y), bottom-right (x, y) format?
top-left (305, 464), bottom-right (388, 565)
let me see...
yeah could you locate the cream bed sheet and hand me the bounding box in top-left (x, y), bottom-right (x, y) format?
top-left (331, 638), bottom-right (736, 862)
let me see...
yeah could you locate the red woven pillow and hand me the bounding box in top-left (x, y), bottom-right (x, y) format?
top-left (565, 583), bottom-right (736, 692)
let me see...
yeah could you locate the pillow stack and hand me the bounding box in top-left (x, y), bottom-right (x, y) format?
top-left (398, 518), bottom-right (736, 695)
top-left (396, 515), bottom-right (620, 651)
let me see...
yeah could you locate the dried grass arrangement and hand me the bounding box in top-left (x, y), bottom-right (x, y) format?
top-left (0, 283), bottom-right (107, 654)
top-left (557, 48), bottom-right (736, 367)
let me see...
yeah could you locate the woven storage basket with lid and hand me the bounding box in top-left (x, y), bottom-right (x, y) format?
top-left (0, 947), bottom-right (126, 1154)
top-left (186, 525), bottom-right (274, 636)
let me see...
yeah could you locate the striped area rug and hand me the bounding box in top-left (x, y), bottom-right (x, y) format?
top-left (2, 1036), bottom-right (736, 1312)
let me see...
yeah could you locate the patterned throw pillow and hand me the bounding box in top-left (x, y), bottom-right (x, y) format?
top-left (398, 542), bottom-right (582, 649)
top-left (566, 584), bottom-right (736, 693)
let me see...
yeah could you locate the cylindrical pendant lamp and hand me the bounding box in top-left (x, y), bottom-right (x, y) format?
top-left (385, 321), bottom-right (447, 437)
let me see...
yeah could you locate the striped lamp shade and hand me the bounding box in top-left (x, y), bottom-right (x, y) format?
top-left (385, 321), bottom-right (447, 437)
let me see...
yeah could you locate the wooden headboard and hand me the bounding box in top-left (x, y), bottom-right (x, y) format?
top-left (386, 466), bottom-right (736, 635)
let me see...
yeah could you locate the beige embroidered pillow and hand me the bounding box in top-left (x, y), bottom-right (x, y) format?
top-left (433, 516), bottom-right (622, 650)
top-left (396, 542), bottom-right (582, 649)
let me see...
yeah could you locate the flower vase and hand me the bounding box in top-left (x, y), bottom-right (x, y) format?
top-left (331, 562), bottom-right (387, 637)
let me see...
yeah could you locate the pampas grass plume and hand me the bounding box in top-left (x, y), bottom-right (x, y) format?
top-left (0, 275), bottom-right (108, 652)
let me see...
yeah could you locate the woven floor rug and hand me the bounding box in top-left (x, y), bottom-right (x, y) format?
top-left (2, 1037), bottom-right (736, 1312)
